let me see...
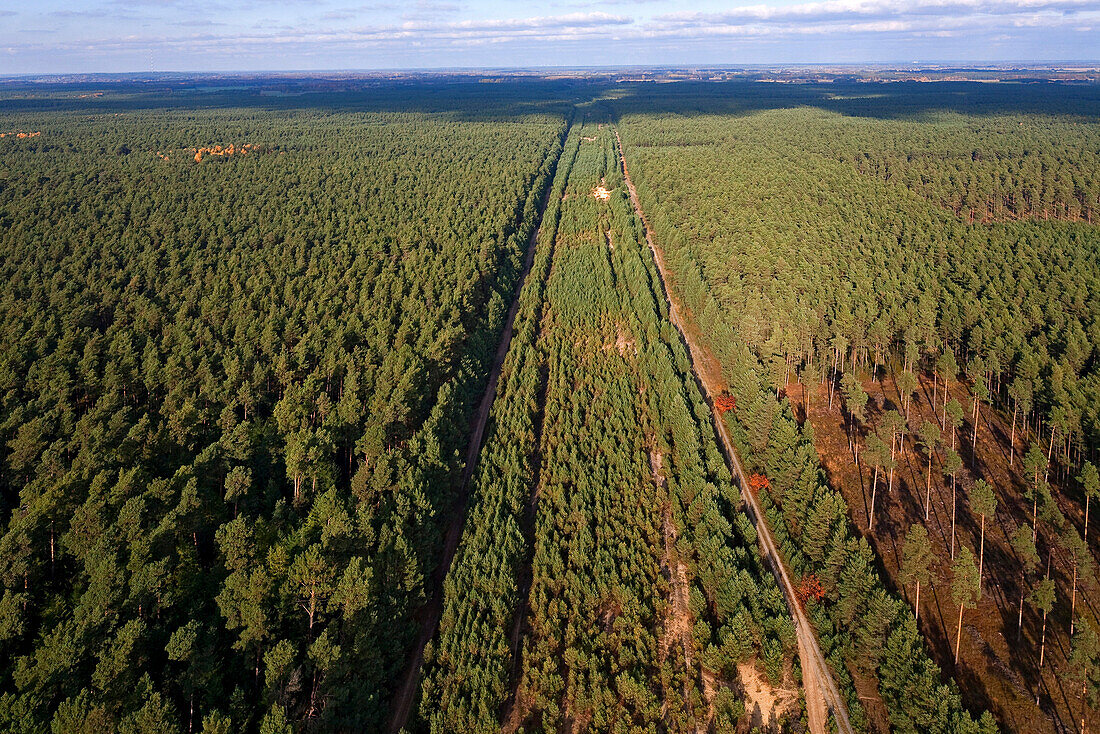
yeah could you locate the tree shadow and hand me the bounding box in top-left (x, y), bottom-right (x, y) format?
top-left (5, 75), bottom-right (1100, 125)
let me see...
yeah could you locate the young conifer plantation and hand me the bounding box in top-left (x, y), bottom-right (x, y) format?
top-left (419, 121), bottom-right (796, 733)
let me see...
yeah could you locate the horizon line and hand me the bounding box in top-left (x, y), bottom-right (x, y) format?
top-left (3, 61), bottom-right (1100, 81)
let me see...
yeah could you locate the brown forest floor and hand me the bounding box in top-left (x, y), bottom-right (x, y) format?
top-left (786, 370), bottom-right (1099, 734)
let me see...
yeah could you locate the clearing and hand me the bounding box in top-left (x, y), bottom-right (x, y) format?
top-left (787, 370), bottom-right (1098, 733)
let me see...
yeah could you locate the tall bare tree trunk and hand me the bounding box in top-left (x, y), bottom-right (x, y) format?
top-left (926, 456), bottom-right (933, 522)
top-left (915, 580), bottom-right (921, 623)
top-left (942, 381), bottom-right (949, 429)
top-left (955, 603), bottom-right (964, 664)
top-left (308, 671), bottom-right (319, 720)
top-left (1039, 609), bottom-right (1048, 669)
top-left (951, 474), bottom-right (957, 559)
top-left (1085, 493), bottom-right (1091, 546)
top-left (1083, 682), bottom-right (1088, 734)
top-left (1018, 585), bottom-right (1025, 642)
top-left (1010, 400), bottom-right (1018, 467)
top-left (889, 432), bottom-right (897, 495)
top-left (1033, 494), bottom-right (1039, 543)
top-left (1046, 427), bottom-right (1056, 484)
top-left (829, 348), bottom-right (838, 408)
top-left (978, 513), bottom-right (985, 596)
top-left (1070, 557), bottom-right (1077, 636)
top-left (870, 465), bottom-right (879, 531)
top-left (972, 396), bottom-right (980, 451)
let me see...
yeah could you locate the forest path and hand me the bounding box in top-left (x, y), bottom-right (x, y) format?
top-left (387, 130), bottom-right (569, 734)
top-left (613, 127), bottom-right (854, 734)
top-left (654, 438), bottom-right (713, 730)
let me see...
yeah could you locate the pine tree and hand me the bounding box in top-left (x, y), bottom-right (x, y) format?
top-left (1060, 527), bottom-right (1092, 637)
top-left (970, 479), bottom-right (997, 597)
top-left (882, 410), bottom-right (907, 497)
top-left (1068, 618), bottom-right (1100, 734)
top-left (1007, 377), bottom-right (1033, 467)
top-left (1024, 442), bottom-right (1047, 539)
top-left (936, 349), bottom-right (959, 429)
top-left (1079, 461), bottom-right (1099, 546)
top-left (864, 433), bottom-right (892, 531)
top-left (918, 421), bottom-right (941, 521)
top-left (829, 334), bottom-right (849, 408)
top-left (201, 711), bottom-right (234, 734)
top-left (945, 398), bottom-right (964, 451)
top-left (942, 448), bottom-right (963, 558)
top-left (1030, 577), bottom-right (1056, 683)
top-left (968, 357), bottom-right (988, 453)
top-left (224, 466), bottom-right (252, 518)
top-left (841, 371), bottom-right (868, 465)
top-left (951, 546), bottom-right (980, 665)
top-left (1011, 525), bottom-right (1040, 642)
top-left (900, 523), bottom-right (934, 624)
top-left (897, 370), bottom-right (918, 422)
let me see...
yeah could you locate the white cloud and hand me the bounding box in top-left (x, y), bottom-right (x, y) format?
top-left (95, 0), bottom-right (1100, 49)
top-left (652, 0), bottom-right (1100, 34)
top-left (659, 0), bottom-right (1098, 24)
top-left (9, 10), bottom-right (634, 55)
top-left (3, 0), bottom-right (1098, 71)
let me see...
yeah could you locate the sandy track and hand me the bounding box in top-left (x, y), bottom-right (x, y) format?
top-left (386, 133), bottom-right (569, 734)
top-left (613, 127), bottom-right (855, 734)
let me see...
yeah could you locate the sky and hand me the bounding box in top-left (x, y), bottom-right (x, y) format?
top-left (2, 0), bottom-right (1098, 74)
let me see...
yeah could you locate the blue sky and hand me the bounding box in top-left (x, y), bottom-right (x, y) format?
top-left (2, 0), bottom-right (1098, 74)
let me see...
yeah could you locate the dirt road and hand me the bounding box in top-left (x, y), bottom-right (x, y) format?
top-left (386, 133), bottom-right (568, 734)
top-left (613, 127), bottom-right (855, 734)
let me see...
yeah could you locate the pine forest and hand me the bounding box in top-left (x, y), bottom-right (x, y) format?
top-left (0, 76), bottom-right (1098, 734)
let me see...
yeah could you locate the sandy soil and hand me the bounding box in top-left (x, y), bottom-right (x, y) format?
top-left (738, 661), bottom-right (799, 730)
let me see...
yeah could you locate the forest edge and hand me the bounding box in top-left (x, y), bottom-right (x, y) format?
top-left (613, 125), bottom-right (856, 734)
top-left (386, 120), bottom-right (573, 734)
